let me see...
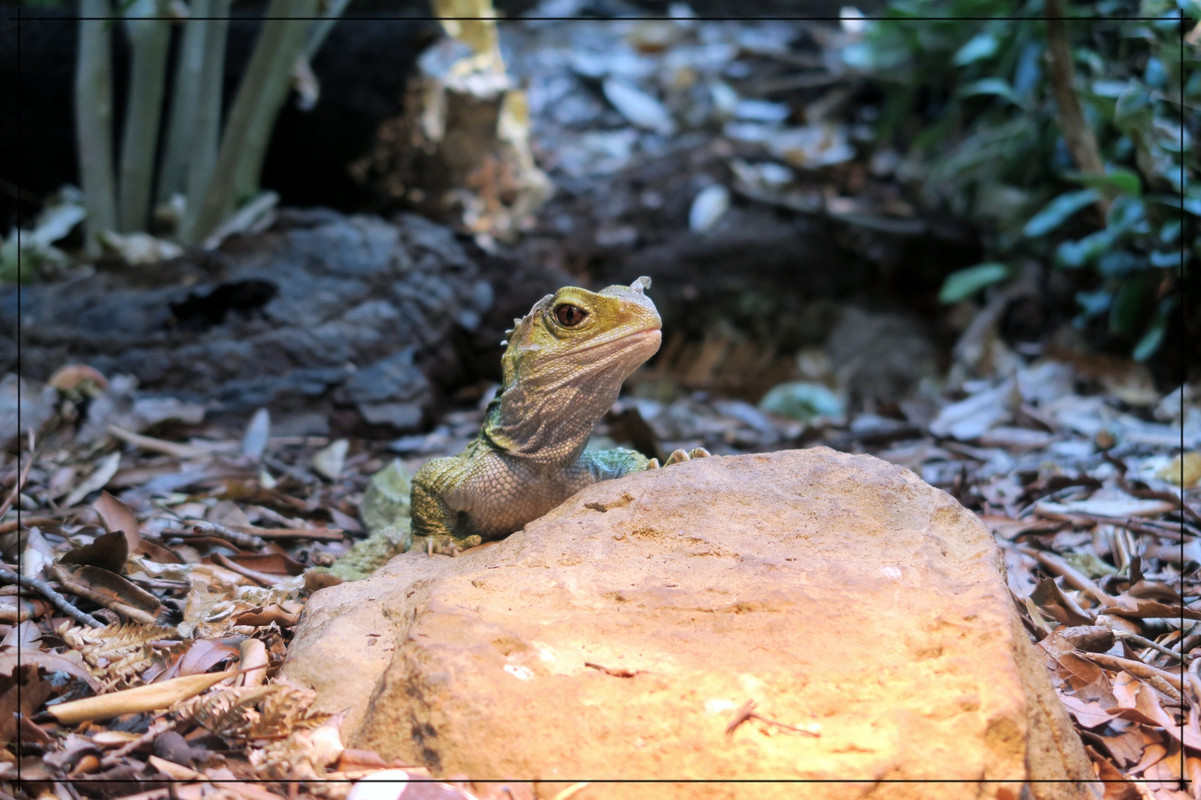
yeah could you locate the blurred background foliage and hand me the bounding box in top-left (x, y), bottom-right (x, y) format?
top-left (842, 0), bottom-right (1198, 361)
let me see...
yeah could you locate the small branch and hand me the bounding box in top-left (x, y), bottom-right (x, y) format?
top-left (1111, 629), bottom-right (1188, 663)
top-left (1045, 0), bottom-right (1110, 217)
top-left (0, 517), bottom-right (61, 536)
top-left (1079, 651), bottom-right (1184, 693)
top-left (107, 424), bottom-right (229, 459)
top-left (0, 430), bottom-right (35, 519)
top-left (0, 563), bottom-right (104, 628)
top-left (167, 520), bottom-right (265, 550)
top-left (724, 700), bottom-right (820, 738)
top-left (1018, 546), bottom-right (1118, 608)
top-left (584, 662), bottom-right (640, 678)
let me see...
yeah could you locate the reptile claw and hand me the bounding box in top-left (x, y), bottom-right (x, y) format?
top-left (658, 447), bottom-right (711, 467)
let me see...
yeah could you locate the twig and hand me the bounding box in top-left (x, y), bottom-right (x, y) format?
top-left (170, 520), bottom-right (265, 550)
top-left (0, 430), bottom-right (35, 519)
top-left (0, 562), bottom-right (103, 628)
top-left (584, 662), bottom-right (640, 678)
top-left (239, 526), bottom-right (344, 542)
top-left (724, 700), bottom-right (819, 738)
top-left (1079, 651), bottom-right (1184, 693)
top-left (1018, 546), bottom-right (1118, 608)
top-left (1045, 0), bottom-right (1110, 218)
top-left (107, 425), bottom-right (234, 459)
top-left (98, 718), bottom-right (176, 769)
top-left (0, 517), bottom-right (64, 536)
top-left (1112, 629), bottom-right (1189, 663)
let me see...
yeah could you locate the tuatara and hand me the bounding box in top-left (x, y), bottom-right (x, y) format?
top-left (410, 276), bottom-right (708, 554)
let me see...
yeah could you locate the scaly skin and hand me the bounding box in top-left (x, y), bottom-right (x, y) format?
top-left (410, 276), bottom-right (707, 554)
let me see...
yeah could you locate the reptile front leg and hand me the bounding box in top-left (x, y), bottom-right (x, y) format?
top-left (410, 459), bottom-right (484, 556)
top-left (647, 447), bottom-right (712, 469)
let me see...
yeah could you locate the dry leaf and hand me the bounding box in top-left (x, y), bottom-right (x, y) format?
top-left (64, 452), bottom-right (122, 508)
top-left (93, 491), bottom-right (142, 552)
top-left (47, 668), bottom-right (237, 725)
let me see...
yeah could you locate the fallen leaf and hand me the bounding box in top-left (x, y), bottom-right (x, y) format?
top-left (1157, 452), bottom-right (1201, 487)
top-left (1036, 496), bottom-right (1177, 518)
top-left (60, 529), bottom-right (129, 574)
top-left (929, 380), bottom-right (1017, 440)
top-left (93, 491), bottom-right (142, 553)
top-left (46, 668), bottom-right (238, 725)
top-left (64, 452), bottom-right (122, 508)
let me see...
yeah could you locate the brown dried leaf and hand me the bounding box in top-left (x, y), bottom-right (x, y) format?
top-left (233, 605), bottom-right (301, 629)
top-left (63, 451), bottom-right (122, 508)
top-left (1030, 577), bottom-right (1094, 626)
top-left (60, 529), bottom-right (129, 574)
top-left (47, 667), bottom-right (238, 725)
top-left (177, 639), bottom-right (240, 677)
top-left (0, 649), bottom-right (101, 690)
top-left (1, 664), bottom-right (55, 746)
top-left (1058, 693), bottom-right (1119, 728)
top-left (94, 490), bottom-right (141, 553)
top-left (53, 564), bottom-right (162, 624)
top-left (223, 553), bottom-right (306, 577)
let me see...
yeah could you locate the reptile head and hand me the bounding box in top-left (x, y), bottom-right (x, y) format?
top-left (491, 276), bottom-right (662, 459)
top-left (501, 275), bottom-right (661, 388)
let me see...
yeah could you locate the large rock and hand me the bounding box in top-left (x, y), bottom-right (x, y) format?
top-left (284, 448), bottom-right (1097, 798)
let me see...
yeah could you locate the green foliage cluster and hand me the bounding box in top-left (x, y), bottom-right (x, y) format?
top-left (71, 0), bottom-right (345, 252)
top-left (842, 0), bottom-right (1198, 360)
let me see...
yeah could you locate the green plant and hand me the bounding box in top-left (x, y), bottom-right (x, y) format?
top-left (842, 0), bottom-right (1198, 360)
top-left (73, 0), bottom-right (343, 252)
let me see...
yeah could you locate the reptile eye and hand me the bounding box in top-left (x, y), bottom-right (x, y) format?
top-left (554, 304), bottom-right (588, 327)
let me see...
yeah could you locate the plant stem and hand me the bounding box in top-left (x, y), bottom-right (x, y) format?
top-left (74, 0), bottom-right (118, 254)
top-left (157, 0), bottom-right (211, 208)
top-left (179, 0), bottom-right (230, 244)
top-left (1045, 0), bottom-right (1111, 217)
top-left (117, 0), bottom-right (172, 233)
top-left (191, 0), bottom-right (318, 243)
top-left (305, 0), bottom-right (353, 59)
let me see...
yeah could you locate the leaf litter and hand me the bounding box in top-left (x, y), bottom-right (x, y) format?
top-left (3, 3), bottom-right (1198, 798)
top-left (4, 337), bottom-right (1197, 799)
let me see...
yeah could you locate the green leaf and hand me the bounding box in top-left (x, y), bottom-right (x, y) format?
top-left (1068, 168), bottom-right (1142, 198)
top-left (938, 263), bottom-right (1010, 303)
top-left (957, 78), bottom-right (1024, 108)
top-left (1149, 250), bottom-right (1179, 267)
top-left (1160, 218), bottom-right (1181, 244)
top-left (1024, 189), bottom-right (1098, 238)
top-left (1133, 299), bottom-right (1174, 362)
top-left (1105, 195), bottom-right (1148, 235)
top-left (1115, 85), bottom-right (1151, 124)
top-left (953, 32), bottom-right (999, 65)
top-left (1091, 79), bottom-right (1129, 97)
top-left (1056, 229), bottom-right (1116, 268)
top-left (1108, 280), bottom-right (1145, 337)
top-left (1076, 289), bottom-right (1112, 318)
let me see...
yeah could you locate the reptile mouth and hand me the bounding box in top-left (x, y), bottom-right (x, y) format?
top-left (549, 326), bottom-right (661, 360)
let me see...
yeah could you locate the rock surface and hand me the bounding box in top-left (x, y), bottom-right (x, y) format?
top-left (1, 211), bottom-right (491, 433)
top-left (284, 448), bottom-right (1097, 799)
